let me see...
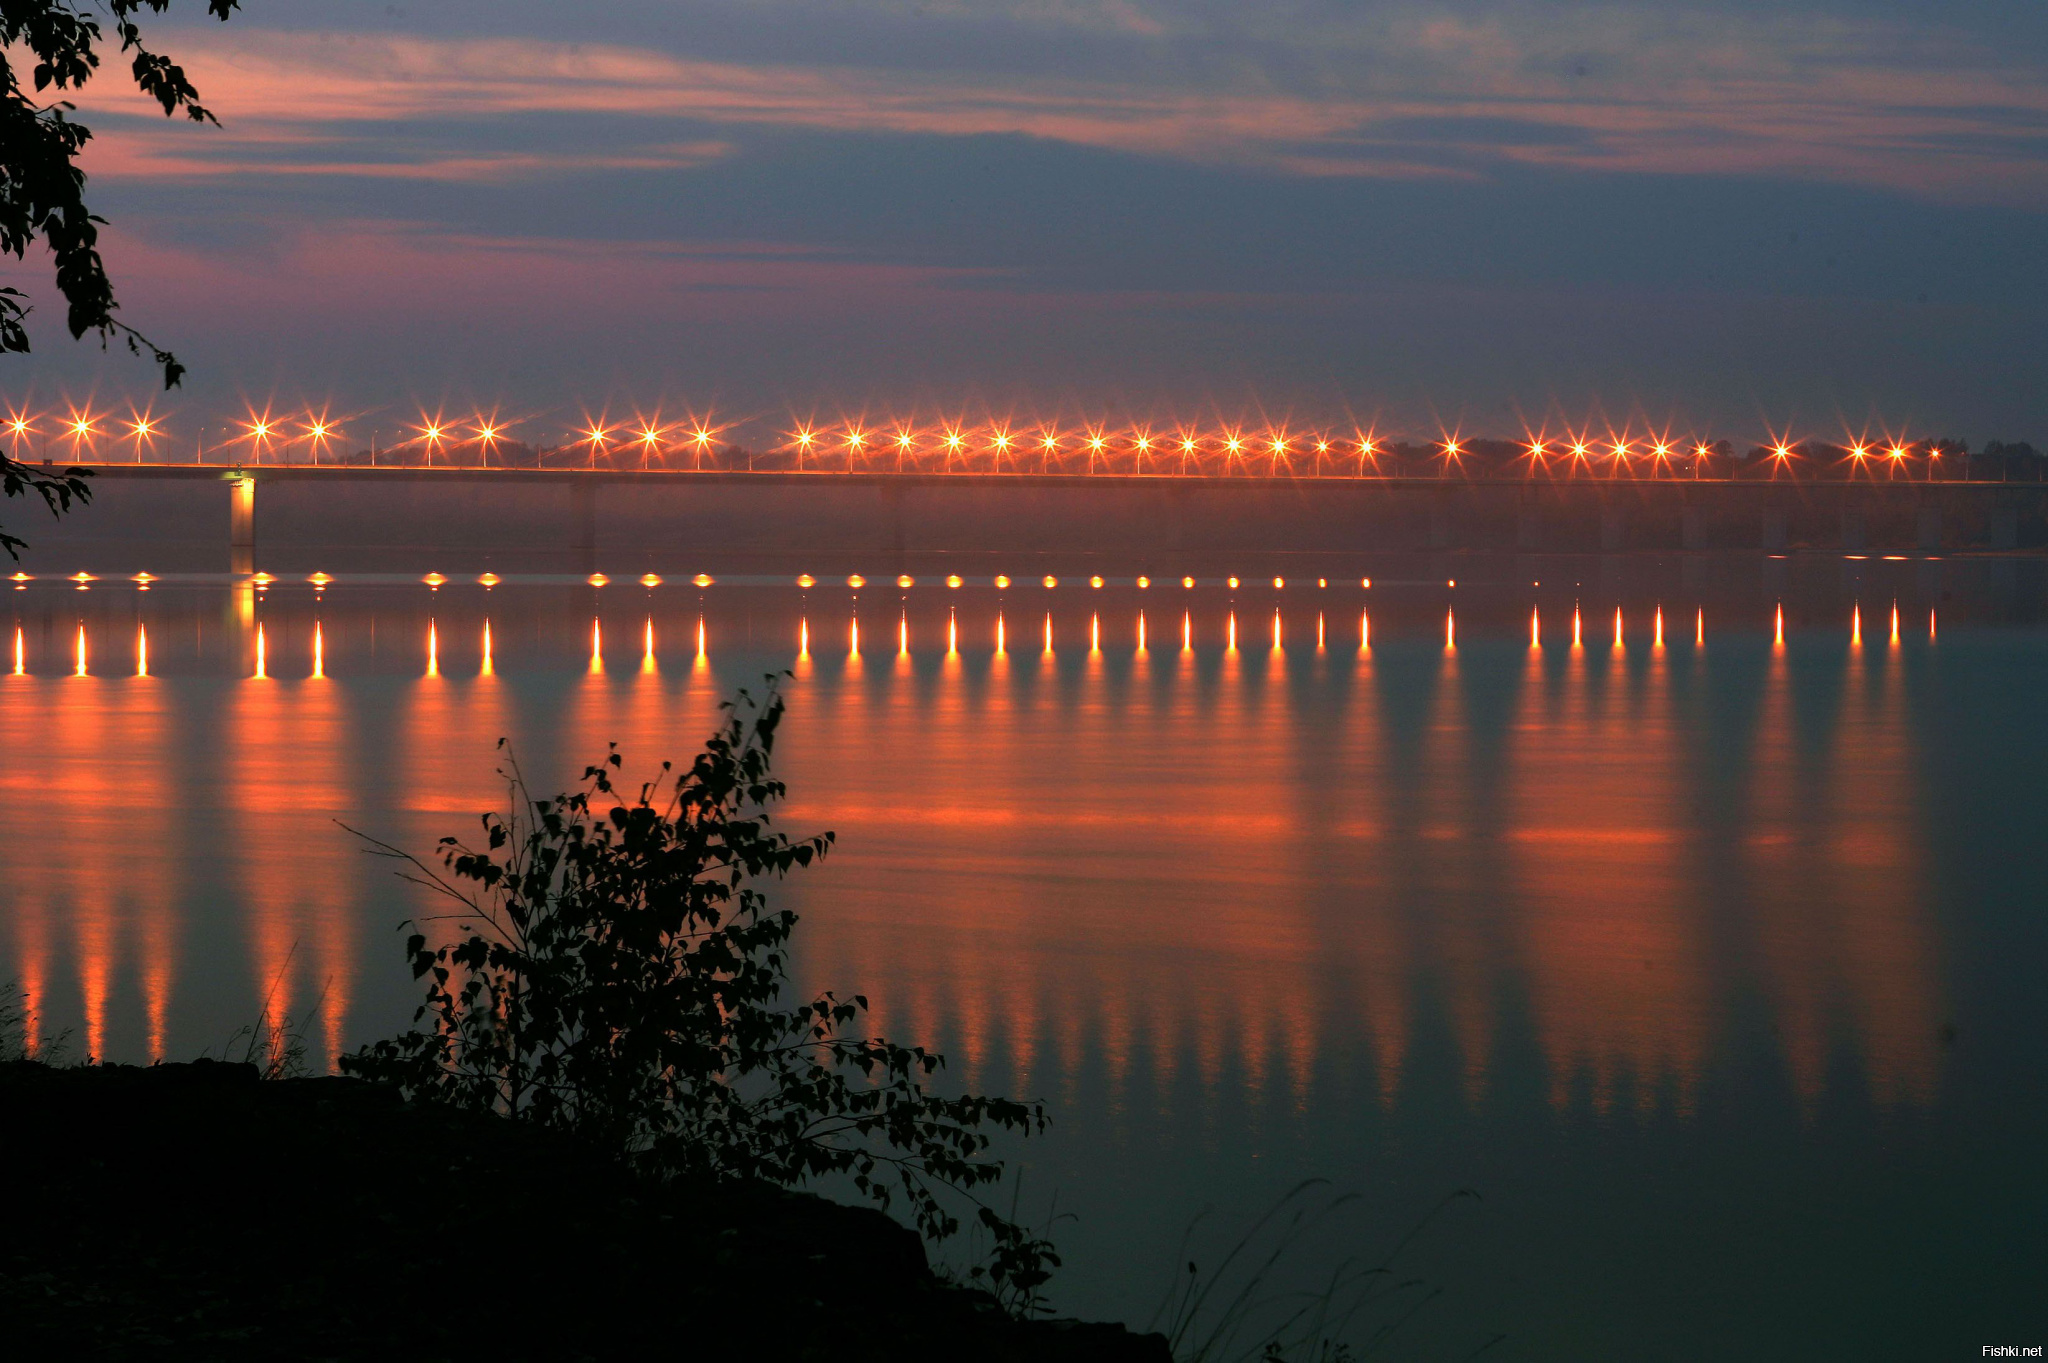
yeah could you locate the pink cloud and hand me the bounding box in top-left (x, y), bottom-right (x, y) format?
top-left (59, 16), bottom-right (2048, 204)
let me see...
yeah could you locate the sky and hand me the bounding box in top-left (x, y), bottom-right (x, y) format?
top-left (6, 0), bottom-right (2048, 444)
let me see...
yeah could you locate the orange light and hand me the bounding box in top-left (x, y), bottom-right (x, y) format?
top-left (1090, 575), bottom-right (1104, 589)
top-left (994, 574), bottom-right (1011, 589)
top-left (1183, 576), bottom-right (1196, 588)
top-left (897, 431), bottom-right (915, 450)
top-left (427, 619), bottom-right (440, 677)
top-left (1696, 608), bottom-right (1703, 646)
top-left (1530, 606), bottom-right (1540, 649)
top-left (1225, 435), bottom-right (1244, 454)
top-left (1888, 446), bottom-right (1906, 460)
top-left (946, 574), bottom-right (963, 589)
top-left (1445, 607), bottom-right (1455, 651)
top-left (1043, 575), bottom-right (1058, 588)
top-left (136, 624), bottom-right (148, 677)
top-left (944, 430), bottom-right (964, 452)
top-left (847, 428), bottom-right (867, 449)
top-left (1042, 433), bottom-right (1060, 451)
top-left (1136, 576), bottom-right (1150, 589)
top-left (897, 574), bottom-right (915, 588)
top-left (252, 624), bottom-right (264, 680)
top-left (796, 574), bottom-right (816, 588)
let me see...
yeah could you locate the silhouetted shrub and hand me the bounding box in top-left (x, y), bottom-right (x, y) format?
top-left (341, 682), bottom-right (1057, 1310)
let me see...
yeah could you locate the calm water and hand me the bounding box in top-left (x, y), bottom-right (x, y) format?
top-left (4, 554), bottom-right (2045, 1357)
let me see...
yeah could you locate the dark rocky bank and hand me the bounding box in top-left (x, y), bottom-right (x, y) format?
top-left (0, 1060), bottom-right (1169, 1362)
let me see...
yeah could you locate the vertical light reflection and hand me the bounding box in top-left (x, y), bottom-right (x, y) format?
top-left (312, 621), bottom-right (325, 680)
top-left (1654, 606), bottom-right (1664, 650)
top-left (136, 624), bottom-right (148, 678)
top-left (1444, 607), bottom-right (1455, 653)
top-left (1090, 612), bottom-right (1100, 654)
top-left (1929, 606), bottom-right (1937, 641)
top-left (1851, 604), bottom-right (1862, 649)
top-left (426, 619), bottom-right (440, 678)
top-left (947, 608), bottom-right (958, 656)
top-left (1359, 607), bottom-right (1369, 654)
top-left (1509, 594), bottom-right (1706, 1115)
top-left (849, 614), bottom-right (860, 659)
top-left (696, 615), bottom-right (707, 668)
top-left (1613, 607), bottom-right (1623, 650)
top-left (1315, 611), bottom-right (1324, 652)
top-left (226, 648), bottom-right (358, 1070)
top-left (1182, 611), bottom-right (1192, 653)
top-left (74, 623), bottom-right (87, 676)
top-left (1227, 611), bottom-right (1238, 653)
top-left (1696, 608), bottom-right (1704, 647)
top-left (589, 617), bottom-right (605, 673)
top-left (995, 611), bottom-right (1006, 657)
top-left (12, 624), bottom-right (22, 674)
top-left (1530, 606), bottom-right (1541, 651)
top-left (1890, 602), bottom-right (1900, 648)
top-left (1775, 603), bottom-right (1785, 650)
top-left (478, 619), bottom-right (491, 677)
top-left (1135, 611), bottom-right (1145, 656)
top-left (643, 618), bottom-right (658, 673)
top-left (254, 623), bottom-right (267, 680)
top-left (1043, 612), bottom-right (1053, 655)
top-left (1271, 608), bottom-right (1282, 653)
top-left (899, 612), bottom-right (910, 656)
top-left (1572, 604), bottom-right (1583, 650)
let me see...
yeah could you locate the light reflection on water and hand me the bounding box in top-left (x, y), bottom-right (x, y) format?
top-left (2, 557), bottom-right (2043, 1354)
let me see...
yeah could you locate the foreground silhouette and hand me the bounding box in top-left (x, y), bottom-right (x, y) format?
top-left (0, 1057), bottom-right (1165, 1360)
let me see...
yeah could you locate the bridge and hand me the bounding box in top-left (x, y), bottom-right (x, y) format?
top-left (40, 461), bottom-right (2048, 573)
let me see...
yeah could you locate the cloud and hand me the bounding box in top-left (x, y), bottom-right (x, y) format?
top-left (65, 9), bottom-right (2048, 203)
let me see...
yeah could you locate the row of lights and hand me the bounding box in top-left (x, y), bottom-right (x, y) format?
top-left (10, 601), bottom-right (1934, 680)
top-left (3, 407), bottom-right (1950, 472)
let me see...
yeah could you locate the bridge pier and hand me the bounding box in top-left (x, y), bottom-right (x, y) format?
top-left (1599, 505), bottom-right (1627, 551)
top-left (1992, 504), bottom-right (2019, 550)
top-left (1515, 489), bottom-right (1542, 550)
top-left (1917, 503), bottom-right (1943, 551)
top-left (1762, 506), bottom-right (1788, 552)
top-left (571, 481), bottom-right (597, 571)
top-left (229, 475), bottom-right (255, 575)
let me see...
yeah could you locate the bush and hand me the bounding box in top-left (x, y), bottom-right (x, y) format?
top-left (341, 681), bottom-right (1058, 1309)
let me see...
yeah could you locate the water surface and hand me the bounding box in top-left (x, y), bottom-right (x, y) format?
top-left (3, 554), bottom-right (2043, 1357)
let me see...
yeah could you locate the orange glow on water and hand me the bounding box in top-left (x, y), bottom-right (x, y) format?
top-left (312, 623), bottom-right (325, 679)
top-left (849, 615), bottom-right (860, 657)
top-left (1654, 606), bottom-right (1664, 649)
top-left (798, 617), bottom-right (809, 659)
top-left (1696, 609), bottom-right (1704, 646)
top-left (1316, 611), bottom-right (1324, 652)
top-left (590, 618), bottom-right (604, 672)
top-left (900, 613), bottom-right (911, 654)
top-left (12, 625), bottom-right (23, 675)
top-left (1613, 607), bottom-right (1623, 649)
top-left (1572, 605), bottom-right (1582, 650)
top-left (644, 618), bottom-right (658, 672)
top-left (74, 624), bottom-right (87, 677)
top-left (427, 619), bottom-right (440, 677)
top-left (697, 616), bottom-right (707, 660)
top-left (1182, 611), bottom-right (1192, 652)
top-left (1929, 607), bottom-right (1937, 641)
top-left (477, 620), bottom-right (490, 677)
top-left (1530, 607), bottom-right (1541, 650)
top-left (1360, 608), bottom-right (1369, 653)
top-left (1043, 613), bottom-right (1053, 654)
top-left (1445, 607), bottom-right (1456, 652)
top-left (253, 625), bottom-right (266, 680)
top-left (1775, 604), bottom-right (1785, 648)
top-left (1136, 611), bottom-right (1146, 654)
top-left (1271, 609), bottom-right (1282, 651)
top-left (1890, 603), bottom-right (1900, 647)
top-left (135, 625), bottom-right (148, 678)
top-left (1091, 613), bottom-right (1100, 653)
top-left (947, 610), bottom-right (958, 655)
top-left (1227, 612), bottom-right (1237, 652)
top-left (995, 612), bottom-right (1006, 656)
top-left (1852, 604), bottom-right (1863, 648)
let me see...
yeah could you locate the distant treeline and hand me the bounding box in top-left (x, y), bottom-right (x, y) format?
top-left (300, 437), bottom-right (2047, 481)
